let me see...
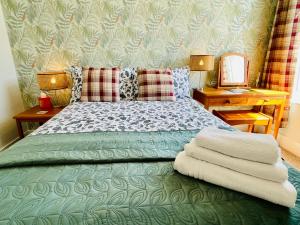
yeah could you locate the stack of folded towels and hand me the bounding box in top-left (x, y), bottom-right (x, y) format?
top-left (174, 127), bottom-right (297, 207)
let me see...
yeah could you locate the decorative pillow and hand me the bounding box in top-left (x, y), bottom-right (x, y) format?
top-left (80, 67), bottom-right (120, 102)
top-left (172, 67), bottom-right (191, 99)
top-left (69, 66), bottom-right (83, 103)
top-left (137, 68), bottom-right (176, 101)
top-left (119, 67), bottom-right (138, 100)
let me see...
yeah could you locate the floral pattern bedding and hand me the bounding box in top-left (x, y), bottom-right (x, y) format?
top-left (1, 98), bottom-right (300, 225)
top-left (32, 98), bottom-right (227, 135)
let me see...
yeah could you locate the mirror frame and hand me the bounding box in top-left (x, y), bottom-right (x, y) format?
top-left (217, 52), bottom-right (249, 89)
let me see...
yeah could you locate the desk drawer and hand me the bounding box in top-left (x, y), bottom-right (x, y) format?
top-left (247, 98), bottom-right (284, 106)
top-left (208, 97), bottom-right (285, 106)
top-left (208, 97), bottom-right (248, 106)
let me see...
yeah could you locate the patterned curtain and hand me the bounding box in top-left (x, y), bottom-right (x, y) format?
top-left (260, 0), bottom-right (300, 128)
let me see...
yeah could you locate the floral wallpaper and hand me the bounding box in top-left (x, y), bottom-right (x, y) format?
top-left (0, 0), bottom-right (277, 107)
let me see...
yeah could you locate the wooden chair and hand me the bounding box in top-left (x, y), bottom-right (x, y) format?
top-left (212, 110), bottom-right (273, 134)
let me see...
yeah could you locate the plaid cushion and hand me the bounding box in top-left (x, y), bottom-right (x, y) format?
top-left (137, 69), bottom-right (176, 101)
top-left (81, 67), bottom-right (120, 102)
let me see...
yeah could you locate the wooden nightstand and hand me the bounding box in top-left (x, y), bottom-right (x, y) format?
top-left (13, 106), bottom-right (64, 139)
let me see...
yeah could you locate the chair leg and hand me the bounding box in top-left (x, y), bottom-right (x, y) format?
top-left (265, 119), bottom-right (273, 134)
top-left (247, 124), bottom-right (254, 133)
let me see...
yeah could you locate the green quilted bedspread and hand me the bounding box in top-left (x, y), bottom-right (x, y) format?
top-left (0, 131), bottom-right (299, 225)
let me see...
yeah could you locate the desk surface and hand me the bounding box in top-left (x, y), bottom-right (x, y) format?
top-left (199, 88), bottom-right (289, 97)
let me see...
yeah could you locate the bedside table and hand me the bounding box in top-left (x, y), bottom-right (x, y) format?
top-left (13, 106), bottom-right (64, 139)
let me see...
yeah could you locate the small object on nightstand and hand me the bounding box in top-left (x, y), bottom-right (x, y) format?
top-left (36, 111), bottom-right (49, 114)
top-left (13, 106), bottom-right (64, 139)
top-left (38, 92), bottom-right (53, 110)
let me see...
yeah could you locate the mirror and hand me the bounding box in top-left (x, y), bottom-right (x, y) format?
top-left (217, 53), bottom-right (249, 89)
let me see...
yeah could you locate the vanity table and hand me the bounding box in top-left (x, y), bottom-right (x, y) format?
top-left (193, 88), bottom-right (289, 138)
top-left (198, 52), bottom-right (289, 138)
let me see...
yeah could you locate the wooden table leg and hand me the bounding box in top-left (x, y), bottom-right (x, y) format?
top-left (16, 120), bottom-right (24, 139)
top-left (265, 117), bottom-right (273, 134)
top-left (273, 101), bottom-right (285, 139)
top-left (247, 124), bottom-right (254, 132)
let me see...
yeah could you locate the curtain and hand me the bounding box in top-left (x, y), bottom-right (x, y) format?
top-left (260, 0), bottom-right (300, 128)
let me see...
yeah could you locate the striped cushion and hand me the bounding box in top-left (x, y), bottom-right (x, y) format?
top-left (137, 69), bottom-right (176, 101)
top-left (81, 67), bottom-right (120, 102)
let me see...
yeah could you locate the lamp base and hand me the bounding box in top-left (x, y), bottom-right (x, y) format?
top-left (199, 71), bottom-right (208, 90)
top-left (45, 89), bottom-right (70, 107)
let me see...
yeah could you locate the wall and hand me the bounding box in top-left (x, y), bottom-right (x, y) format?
top-left (279, 103), bottom-right (300, 157)
top-left (0, 4), bottom-right (24, 150)
top-left (0, 0), bottom-right (277, 108)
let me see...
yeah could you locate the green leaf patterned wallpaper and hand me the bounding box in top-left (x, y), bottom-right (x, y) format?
top-left (0, 0), bottom-right (277, 107)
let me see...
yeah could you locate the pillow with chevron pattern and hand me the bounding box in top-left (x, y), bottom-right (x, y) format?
top-left (119, 68), bottom-right (138, 100)
top-left (69, 66), bottom-right (83, 103)
top-left (172, 67), bottom-right (191, 99)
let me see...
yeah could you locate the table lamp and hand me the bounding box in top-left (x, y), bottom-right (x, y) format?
top-left (37, 71), bottom-right (68, 107)
top-left (190, 55), bottom-right (215, 90)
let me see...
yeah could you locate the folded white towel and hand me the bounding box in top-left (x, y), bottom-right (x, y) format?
top-left (174, 151), bottom-right (297, 207)
top-left (195, 127), bottom-right (280, 164)
top-left (185, 139), bottom-right (288, 182)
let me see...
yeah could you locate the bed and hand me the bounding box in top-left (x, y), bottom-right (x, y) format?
top-left (0, 98), bottom-right (299, 225)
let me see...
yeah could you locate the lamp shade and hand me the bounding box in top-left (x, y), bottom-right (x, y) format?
top-left (190, 55), bottom-right (215, 71)
top-left (37, 71), bottom-right (68, 91)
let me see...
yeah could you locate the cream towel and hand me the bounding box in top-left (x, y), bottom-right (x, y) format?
top-left (195, 127), bottom-right (279, 164)
top-left (174, 151), bottom-right (297, 208)
top-left (185, 139), bottom-right (288, 182)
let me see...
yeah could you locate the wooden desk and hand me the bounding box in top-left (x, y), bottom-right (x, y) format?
top-left (193, 88), bottom-right (289, 138)
top-left (13, 106), bottom-right (64, 139)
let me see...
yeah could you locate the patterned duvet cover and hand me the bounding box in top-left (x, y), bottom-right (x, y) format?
top-left (0, 99), bottom-right (299, 225)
